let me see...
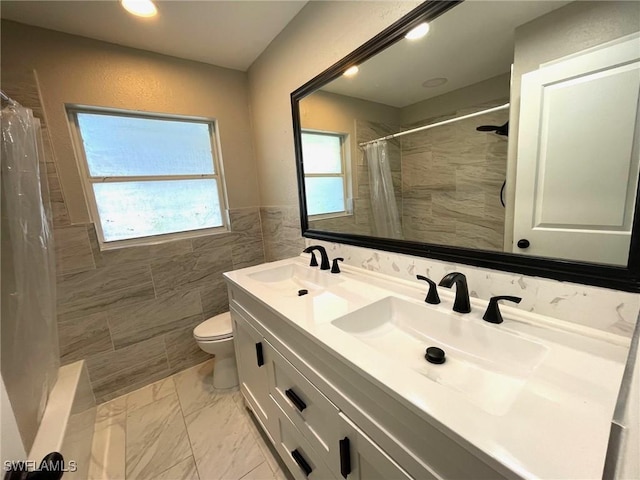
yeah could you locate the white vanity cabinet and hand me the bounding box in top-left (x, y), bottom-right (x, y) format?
top-left (226, 258), bottom-right (630, 480)
top-left (229, 287), bottom-right (501, 480)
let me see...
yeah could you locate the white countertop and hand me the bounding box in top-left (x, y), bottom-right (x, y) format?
top-left (224, 256), bottom-right (629, 479)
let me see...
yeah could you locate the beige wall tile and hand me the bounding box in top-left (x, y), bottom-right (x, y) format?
top-left (54, 225), bottom-right (95, 275)
top-left (57, 263), bottom-right (155, 320)
top-left (164, 319), bottom-right (210, 375)
top-left (108, 290), bottom-right (202, 349)
top-left (87, 224), bottom-right (193, 268)
top-left (87, 337), bottom-right (170, 403)
top-left (58, 312), bottom-right (113, 365)
top-left (150, 250), bottom-right (232, 297)
top-left (199, 280), bottom-right (229, 319)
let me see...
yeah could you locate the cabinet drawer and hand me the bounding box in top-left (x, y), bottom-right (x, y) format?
top-left (268, 345), bottom-right (341, 465)
top-left (272, 398), bottom-right (336, 480)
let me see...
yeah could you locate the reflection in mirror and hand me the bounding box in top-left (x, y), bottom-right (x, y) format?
top-left (298, 1), bottom-right (640, 267)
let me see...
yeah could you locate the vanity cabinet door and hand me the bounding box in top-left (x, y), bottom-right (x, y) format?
top-left (334, 413), bottom-right (421, 480)
top-left (231, 305), bottom-right (275, 439)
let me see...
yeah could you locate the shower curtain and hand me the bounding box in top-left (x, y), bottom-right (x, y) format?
top-left (1, 98), bottom-right (59, 450)
top-left (364, 140), bottom-right (402, 239)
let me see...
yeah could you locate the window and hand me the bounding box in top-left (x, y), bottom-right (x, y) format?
top-left (68, 108), bottom-right (228, 247)
top-left (301, 131), bottom-right (350, 217)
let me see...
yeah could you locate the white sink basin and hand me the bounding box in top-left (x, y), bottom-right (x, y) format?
top-left (331, 297), bottom-right (548, 415)
top-left (248, 263), bottom-right (343, 295)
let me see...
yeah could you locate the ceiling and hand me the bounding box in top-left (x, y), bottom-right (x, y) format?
top-left (0, 1), bottom-right (307, 71)
top-left (322, 1), bottom-right (570, 108)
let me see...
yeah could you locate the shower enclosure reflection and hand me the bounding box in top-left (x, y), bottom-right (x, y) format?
top-left (297, 0), bottom-right (640, 267)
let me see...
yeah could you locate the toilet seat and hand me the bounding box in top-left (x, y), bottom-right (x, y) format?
top-left (193, 311), bottom-right (232, 341)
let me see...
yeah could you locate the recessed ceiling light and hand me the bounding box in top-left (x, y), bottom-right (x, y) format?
top-left (422, 77), bottom-right (448, 88)
top-left (121, 0), bottom-right (157, 18)
top-left (343, 66), bottom-right (359, 77)
top-left (405, 22), bottom-right (430, 40)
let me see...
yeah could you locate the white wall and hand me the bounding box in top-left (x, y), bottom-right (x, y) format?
top-left (1, 20), bottom-right (261, 222)
top-left (247, 0), bottom-right (421, 207)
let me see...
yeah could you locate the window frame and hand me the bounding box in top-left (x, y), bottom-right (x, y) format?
top-left (301, 129), bottom-right (352, 219)
top-left (67, 105), bottom-right (230, 250)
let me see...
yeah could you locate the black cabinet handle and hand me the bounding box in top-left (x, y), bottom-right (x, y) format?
top-left (339, 437), bottom-right (351, 478)
top-left (291, 449), bottom-right (313, 476)
top-left (255, 342), bottom-right (264, 367)
top-left (285, 388), bottom-right (307, 412)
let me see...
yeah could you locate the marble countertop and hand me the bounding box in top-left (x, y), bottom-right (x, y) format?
top-left (224, 255), bottom-right (630, 479)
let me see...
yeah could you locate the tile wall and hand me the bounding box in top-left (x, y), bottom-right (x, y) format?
top-left (310, 239), bottom-right (640, 338)
top-left (401, 104), bottom-right (509, 249)
top-left (260, 206), bottom-right (305, 262)
top-left (56, 210), bottom-right (265, 403)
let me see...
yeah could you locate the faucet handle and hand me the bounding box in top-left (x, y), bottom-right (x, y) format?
top-left (309, 251), bottom-right (318, 267)
top-left (483, 296), bottom-right (521, 324)
top-left (416, 275), bottom-right (440, 305)
top-left (331, 258), bottom-right (344, 274)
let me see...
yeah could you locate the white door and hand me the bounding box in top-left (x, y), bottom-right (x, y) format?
top-left (513, 35), bottom-right (640, 266)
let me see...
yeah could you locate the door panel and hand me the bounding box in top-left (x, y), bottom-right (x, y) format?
top-left (514, 35), bottom-right (640, 265)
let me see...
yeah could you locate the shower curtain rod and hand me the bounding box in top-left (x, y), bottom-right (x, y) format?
top-left (358, 103), bottom-right (510, 147)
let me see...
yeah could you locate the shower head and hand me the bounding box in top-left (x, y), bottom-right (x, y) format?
top-left (476, 121), bottom-right (508, 137)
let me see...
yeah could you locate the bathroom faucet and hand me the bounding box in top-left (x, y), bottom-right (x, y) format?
top-left (416, 275), bottom-right (440, 304)
top-left (438, 272), bottom-right (471, 313)
top-left (303, 245), bottom-right (330, 270)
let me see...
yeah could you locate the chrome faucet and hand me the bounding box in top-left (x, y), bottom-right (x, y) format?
top-left (303, 245), bottom-right (330, 270)
top-left (438, 272), bottom-right (471, 313)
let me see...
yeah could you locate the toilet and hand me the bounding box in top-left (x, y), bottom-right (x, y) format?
top-left (193, 311), bottom-right (238, 389)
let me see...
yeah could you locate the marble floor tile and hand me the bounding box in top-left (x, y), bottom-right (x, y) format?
top-left (173, 359), bottom-right (218, 417)
top-left (185, 393), bottom-right (265, 480)
top-left (126, 393), bottom-right (192, 480)
top-left (94, 395), bottom-right (127, 432)
top-left (88, 410), bottom-right (126, 480)
top-left (239, 461), bottom-right (275, 480)
top-left (126, 377), bottom-right (176, 413)
top-left (238, 402), bottom-right (285, 476)
top-left (155, 456), bottom-right (200, 480)
top-left (90, 360), bottom-right (292, 480)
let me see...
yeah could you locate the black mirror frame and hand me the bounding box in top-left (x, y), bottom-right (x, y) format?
top-left (291, 0), bottom-right (640, 293)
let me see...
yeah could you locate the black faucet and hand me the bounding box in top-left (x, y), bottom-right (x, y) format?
top-left (416, 275), bottom-right (440, 304)
top-left (303, 245), bottom-right (330, 270)
top-left (438, 272), bottom-right (471, 313)
top-left (331, 257), bottom-right (344, 273)
top-left (483, 296), bottom-right (521, 324)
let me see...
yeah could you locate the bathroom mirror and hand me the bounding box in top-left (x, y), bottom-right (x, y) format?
top-left (292, 0), bottom-right (640, 292)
